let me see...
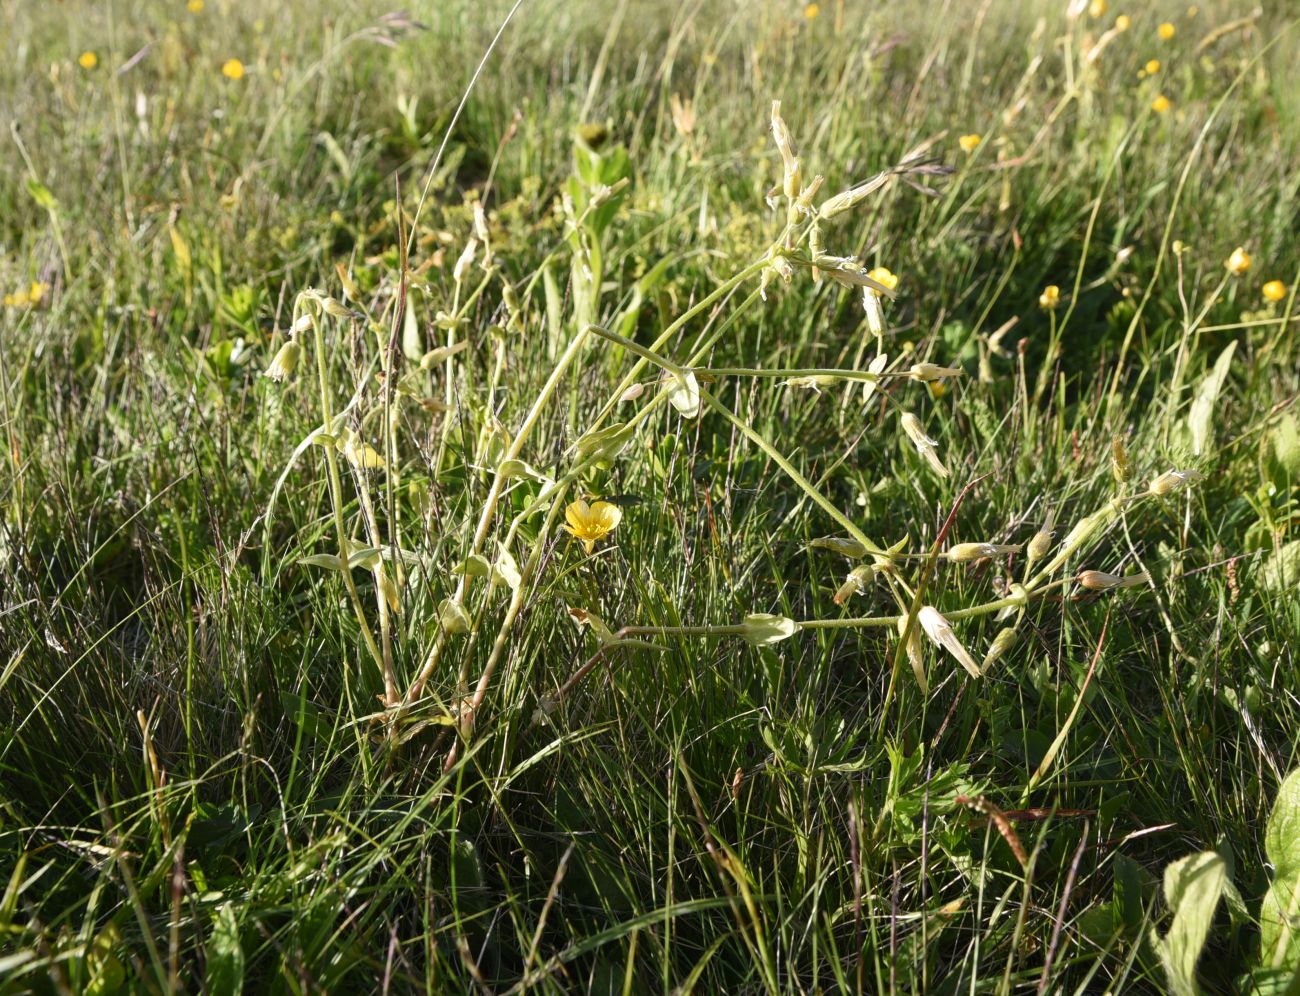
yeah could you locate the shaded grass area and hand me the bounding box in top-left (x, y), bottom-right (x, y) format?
top-left (2, 0), bottom-right (1299, 991)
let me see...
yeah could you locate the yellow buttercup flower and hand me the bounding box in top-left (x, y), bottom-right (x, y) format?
top-left (1224, 246), bottom-right (1251, 276)
top-left (221, 58), bottom-right (245, 80)
top-left (866, 266), bottom-right (899, 293)
top-left (29, 281), bottom-right (49, 304)
top-left (1262, 280), bottom-right (1287, 303)
top-left (1151, 95), bottom-right (1170, 113)
top-left (1089, 0), bottom-right (1107, 17)
top-left (1145, 59), bottom-right (1160, 74)
top-left (958, 133), bottom-right (981, 154)
top-left (803, 3), bottom-right (819, 18)
top-left (188, 0), bottom-right (204, 11)
top-left (563, 499), bottom-right (622, 555)
top-left (1115, 14), bottom-right (1131, 31)
top-left (1039, 284), bottom-right (1061, 310)
top-left (1158, 22), bottom-right (1175, 39)
top-left (78, 51), bottom-right (98, 70)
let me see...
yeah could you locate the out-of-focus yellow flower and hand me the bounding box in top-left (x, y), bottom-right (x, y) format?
top-left (187, 0), bottom-right (204, 11)
top-left (1158, 22), bottom-right (1175, 39)
top-left (803, 3), bottom-right (819, 18)
top-left (4, 288), bottom-right (31, 308)
top-left (958, 133), bottom-right (981, 153)
top-left (1145, 59), bottom-right (1160, 73)
top-left (28, 281), bottom-right (49, 304)
top-left (1115, 14), bottom-right (1131, 31)
top-left (1151, 95), bottom-right (1171, 113)
top-left (221, 58), bottom-right (245, 80)
top-left (563, 499), bottom-right (622, 554)
top-left (1089, 0), bottom-right (1107, 17)
top-left (866, 266), bottom-right (899, 293)
top-left (1262, 280), bottom-right (1287, 303)
top-left (78, 51), bottom-right (98, 70)
top-left (1224, 246), bottom-right (1251, 276)
top-left (1039, 284), bottom-right (1061, 310)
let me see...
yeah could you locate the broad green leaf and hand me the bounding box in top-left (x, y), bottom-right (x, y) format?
top-left (1151, 850), bottom-right (1227, 996)
top-left (1261, 769), bottom-right (1300, 971)
top-left (206, 903), bottom-right (245, 995)
top-left (1189, 342), bottom-right (1235, 456)
top-left (1262, 542), bottom-right (1300, 592)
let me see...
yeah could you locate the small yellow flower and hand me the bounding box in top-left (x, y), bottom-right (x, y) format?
top-left (958, 133), bottom-right (981, 154)
top-left (803, 3), bottom-right (819, 18)
top-left (866, 266), bottom-right (899, 293)
top-left (4, 288), bottom-right (30, 308)
top-left (78, 51), bottom-right (98, 70)
top-left (1262, 280), bottom-right (1287, 303)
top-left (1089, 0), bottom-right (1107, 17)
top-left (1115, 14), bottom-right (1131, 31)
top-left (1145, 59), bottom-right (1160, 73)
top-left (1158, 22), bottom-right (1175, 40)
top-left (28, 281), bottom-right (49, 304)
top-left (1039, 284), bottom-right (1061, 310)
top-left (1151, 94), bottom-right (1171, 113)
top-left (1224, 246), bottom-right (1251, 276)
top-left (187, 0), bottom-right (204, 11)
top-left (221, 58), bottom-right (245, 80)
top-left (563, 499), bottom-right (623, 555)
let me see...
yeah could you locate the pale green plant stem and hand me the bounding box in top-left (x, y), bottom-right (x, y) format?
top-left (586, 258), bottom-right (772, 434)
top-left (304, 303), bottom-right (388, 688)
top-left (444, 494), bottom-right (569, 773)
top-left (354, 474), bottom-right (397, 705)
top-left (699, 387), bottom-right (886, 558)
top-left (404, 324), bottom-right (596, 706)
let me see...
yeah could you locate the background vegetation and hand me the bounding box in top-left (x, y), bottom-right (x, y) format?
top-left (2, 0), bottom-right (1299, 991)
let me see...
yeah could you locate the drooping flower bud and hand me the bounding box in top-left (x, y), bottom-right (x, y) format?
top-left (944, 542), bottom-right (1022, 562)
top-left (263, 340), bottom-right (302, 382)
top-left (909, 362), bottom-right (963, 382)
top-left (833, 565), bottom-right (876, 605)
top-left (917, 606), bottom-right (981, 678)
top-left (741, 613), bottom-right (798, 646)
top-left (1146, 469), bottom-right (1202, 497)
top-left (900, 412), bottom-right (949, 478)
top-left (982, 626), bottom-right (1018, 671)
top-left (1077, 569), bottom-right (1150, 591)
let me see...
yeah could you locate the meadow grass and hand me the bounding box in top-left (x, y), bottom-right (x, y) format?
top-left (2, 0), bottom-right (1300, 991)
